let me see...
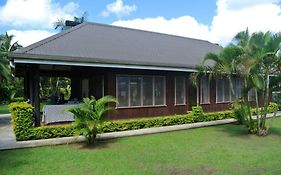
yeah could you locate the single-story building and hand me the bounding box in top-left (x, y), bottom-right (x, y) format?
top-left (10, 22), bottom-right (248, 126)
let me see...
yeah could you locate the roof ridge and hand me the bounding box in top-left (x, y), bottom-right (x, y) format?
top-left (21, 23), bottom-right (88, 53)
top-left (84, 21), bottom-right (216, 45)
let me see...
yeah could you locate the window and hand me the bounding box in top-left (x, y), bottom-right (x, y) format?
top-left (175, 76), bottom-right (186, 105)
top-left (117, 76), bottom-right (129, 107)
top-left (200, 77), bottom-right (210, 104)
top-left (232, 78), bottom-right (242, 99)
top-left (143, 77), bottom-right (153, 106)
top-left (130, 76), bottom-right (142, 106)
top-left (216, 78), bottom-right (244, 103)
top-left (216, 79), bottom-right (231, 103)
top-left (154, 76), bottom-right (165, 105)
top-left (116, 75), bottom-right (166, 107)
top-left (82, 79), bottom-right (89, 98)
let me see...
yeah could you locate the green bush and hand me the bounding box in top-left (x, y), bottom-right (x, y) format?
top-left (250, 102), bottom-right (278, 115)
top-left (191, 106), bottom-right (204, 122)
top-left (10, 102), bottom-right (276, 141)
top-left (9, 102), bottom-right (34, 141)
top-left (268, 102), bottom-right (278, 113)
top-left (9, 102), bottom-right (74, 141)
top-left (10, 97), bottom-right (26, 103)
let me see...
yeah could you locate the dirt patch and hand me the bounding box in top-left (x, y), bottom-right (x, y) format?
top-left (165, 166), bottom-right (193, 175)
top-left (196, 165), bottom-right (217, 174)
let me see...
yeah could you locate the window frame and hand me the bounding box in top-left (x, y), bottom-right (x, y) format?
top-left (116, 75), bottom-right (166, 108)
top-left (174, 76), bottom-right (186, 106)
top-left (200, 77), bottom-right (210, 104)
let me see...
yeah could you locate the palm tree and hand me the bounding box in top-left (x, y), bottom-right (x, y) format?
top-left (233, 30), bottom-right (281, 135)
top-left (54, 12), bottom-right (88, 31)
top-left (0, 33), bottom-right (21, 82)
top-left (191, 45), bottom-right (244, 97)
top-left (67, 96), bottom-right (117, 145)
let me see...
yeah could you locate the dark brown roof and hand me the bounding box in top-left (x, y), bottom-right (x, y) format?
top-left (11, 22), bottom-right (221, 69)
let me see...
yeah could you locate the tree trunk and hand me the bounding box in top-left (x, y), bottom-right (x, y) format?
top-left (261, 73), bottom-right (270, 132)
top-left (255, 88), bottom-right (260, 134)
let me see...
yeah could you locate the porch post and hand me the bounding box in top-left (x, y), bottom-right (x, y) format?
top-left (33, 66), bottom-right (41, 126)
top-left (24, 72), bottom-right (30, 99)
top-left (28, 64), bottom-right (40, 126)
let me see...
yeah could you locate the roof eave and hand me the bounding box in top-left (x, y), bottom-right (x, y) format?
top-left (13, 57), bottom-right (197, 73)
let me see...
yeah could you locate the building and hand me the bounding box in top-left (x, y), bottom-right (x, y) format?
top-left (10, 22), bottom-right (244, 126)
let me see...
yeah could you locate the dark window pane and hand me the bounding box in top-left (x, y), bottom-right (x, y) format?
top-left (143, 77), bottom-right (153, 106)
top-left (130, 76), bottom-right (142, 106)
top-left (176, 76), bottom-right (185, 104)
top-left (117, 76), bottom-right (129, 107)
top-left (154, 77), bottom-right (165, 105)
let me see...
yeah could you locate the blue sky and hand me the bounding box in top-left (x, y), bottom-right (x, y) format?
top-left (0, 0), bottom-right (281, 46)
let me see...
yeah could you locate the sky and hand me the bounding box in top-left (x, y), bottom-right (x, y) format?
top-left (0, 0), bottom-right (281, 47)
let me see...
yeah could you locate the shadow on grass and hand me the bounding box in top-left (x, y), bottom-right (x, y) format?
top-left (73, 138), bottom-right (119, 150)
top-left (218, 123), bottom-right (251, 138)
top-left (0, 148), bottom-right (31, 171)
top-left (268, 127), bottom-right (281, 136)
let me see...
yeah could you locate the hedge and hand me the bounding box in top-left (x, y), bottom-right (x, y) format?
top-left (9, 102), bottom-right (278, 141)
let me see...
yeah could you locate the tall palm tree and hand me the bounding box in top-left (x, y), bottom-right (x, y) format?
top-left (54, 12), bottom-right (88, 31)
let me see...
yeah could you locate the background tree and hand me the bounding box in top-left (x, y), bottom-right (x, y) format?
top-left (54, 12), bottom-right (88, 31)
top-left (0, 33), bottom-right (23, 103)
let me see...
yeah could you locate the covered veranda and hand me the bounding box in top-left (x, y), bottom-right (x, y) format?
top-left (14, 62), bottom-right (107, 126)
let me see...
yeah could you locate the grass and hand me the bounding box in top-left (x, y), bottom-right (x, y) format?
top-left (0, 104), bottom-right (9, 114)
top-left (2, 118), bottom-right (281, 175)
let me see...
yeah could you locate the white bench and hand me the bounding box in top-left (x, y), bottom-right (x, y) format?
top-left (42, 104), bottom-right (76, 124)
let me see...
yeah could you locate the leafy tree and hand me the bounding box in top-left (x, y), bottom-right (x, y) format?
top-left (67, 96), bottom-right (117, 145)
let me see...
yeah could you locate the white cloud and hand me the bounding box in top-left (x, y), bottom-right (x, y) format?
top-left (7, 29), bottom-right (56, 47)
top-left (101, 0), bottom-right (136, 18)
top-left (0, 0), bottom-right (79, 28)
top-left (113, 16), bottom-right (210, 40)
top-left (112, 0), bottom-right (281, 46)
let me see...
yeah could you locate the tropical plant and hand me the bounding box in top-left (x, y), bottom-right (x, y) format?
top-left (190, 45), bottom-right (244, 98)
top-left (233, 30), bottom-right (281, 135)
top-left (54, 12), bottom-right (87, 31)
top-left (67, 96), bottom-right (117, 144)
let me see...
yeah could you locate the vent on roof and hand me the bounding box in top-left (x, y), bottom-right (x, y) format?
top-left (65, 20), bottom-right (81, 27)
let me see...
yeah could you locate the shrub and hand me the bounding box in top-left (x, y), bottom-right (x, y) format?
top-left (9, 102), bottom-right (276, 141)
top-left (191, 106), bottom-right (204, 122)
top-left (9, 102), bottom-right (34, 141)
top-left (9, 102), bottom-right (74, 141)
top-left (268, 102), bottom-right (278, 113)
top-left (10, 97), bottom-right (26, 103)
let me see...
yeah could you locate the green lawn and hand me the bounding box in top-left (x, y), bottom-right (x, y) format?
top-left (2, 118), bottom-right (281, 175)
top-left (0, 104), bottom-right (9, 114)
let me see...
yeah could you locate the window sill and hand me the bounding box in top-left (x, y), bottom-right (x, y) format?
top-left (116, 105), bottom-right (167, 109)
top-left (216, 101), bottom-right (231, 104)
top-left (200, 102), bottom-right (211, 105)
top-left (174, 104), bottom-right (187, 106)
